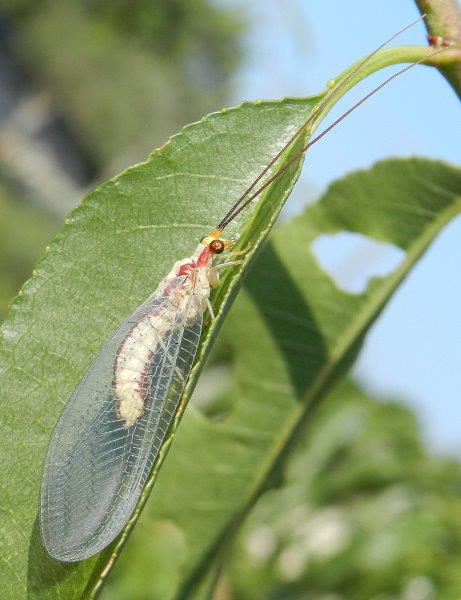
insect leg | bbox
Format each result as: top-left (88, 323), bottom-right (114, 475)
top-left (205, 297), bottom-right (215, 319)
top-left (214, 260), bottom-right (244, 270)
top-left (222, 241), bottom-right (253, 258)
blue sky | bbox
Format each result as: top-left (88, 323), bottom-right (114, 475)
top-left (225, 0), bottom-right (461, 453)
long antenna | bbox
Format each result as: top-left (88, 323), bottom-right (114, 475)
top-left (216, 15), bottom-right (426, 231)
top-left (218, 47), bottom-right (448, 230)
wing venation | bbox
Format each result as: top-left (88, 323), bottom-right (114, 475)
top-left (40, 274), bottom-right (203, 561)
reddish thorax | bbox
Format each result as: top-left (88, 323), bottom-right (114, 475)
top-left (196, 246), bottom-right (212, 267)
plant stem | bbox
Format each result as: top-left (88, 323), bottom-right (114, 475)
top-left (415, 0), bottom-right (461, 97)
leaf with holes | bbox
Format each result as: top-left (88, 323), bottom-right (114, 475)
top-left (103, 158), bottom-right (461, 600)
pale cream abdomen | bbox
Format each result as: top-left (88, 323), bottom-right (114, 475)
top-left (115, 310), bottom-right (173, 427)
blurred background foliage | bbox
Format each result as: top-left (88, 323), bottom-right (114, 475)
top-left (0, 1), bottom-right (460, 598)
top-left (1, 0), bottom-right (241, 172)
top-left (224, 381), bottom-right (461, 600)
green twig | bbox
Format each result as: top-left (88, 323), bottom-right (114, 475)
top-left (415, 0), bottom-right (461, 97)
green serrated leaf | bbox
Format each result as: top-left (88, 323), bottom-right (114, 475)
top-left (0, 97), bottom-right (311, 600)
top-left (103, 158), bottom-right (461, 600)
top-left (0, 44), bottom-right (454, 599)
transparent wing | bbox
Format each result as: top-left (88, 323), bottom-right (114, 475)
top-left (40, 274), bottom-right (203, 562)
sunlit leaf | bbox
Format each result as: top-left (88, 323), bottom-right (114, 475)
top-left (0, 44), bottom-right (455, 598)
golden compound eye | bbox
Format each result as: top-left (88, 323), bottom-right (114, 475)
top-left (209, 239), bottom-right (225, 254)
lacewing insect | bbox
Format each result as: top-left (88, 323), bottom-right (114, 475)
top-left (40, 19), bottom-right (448, 562)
